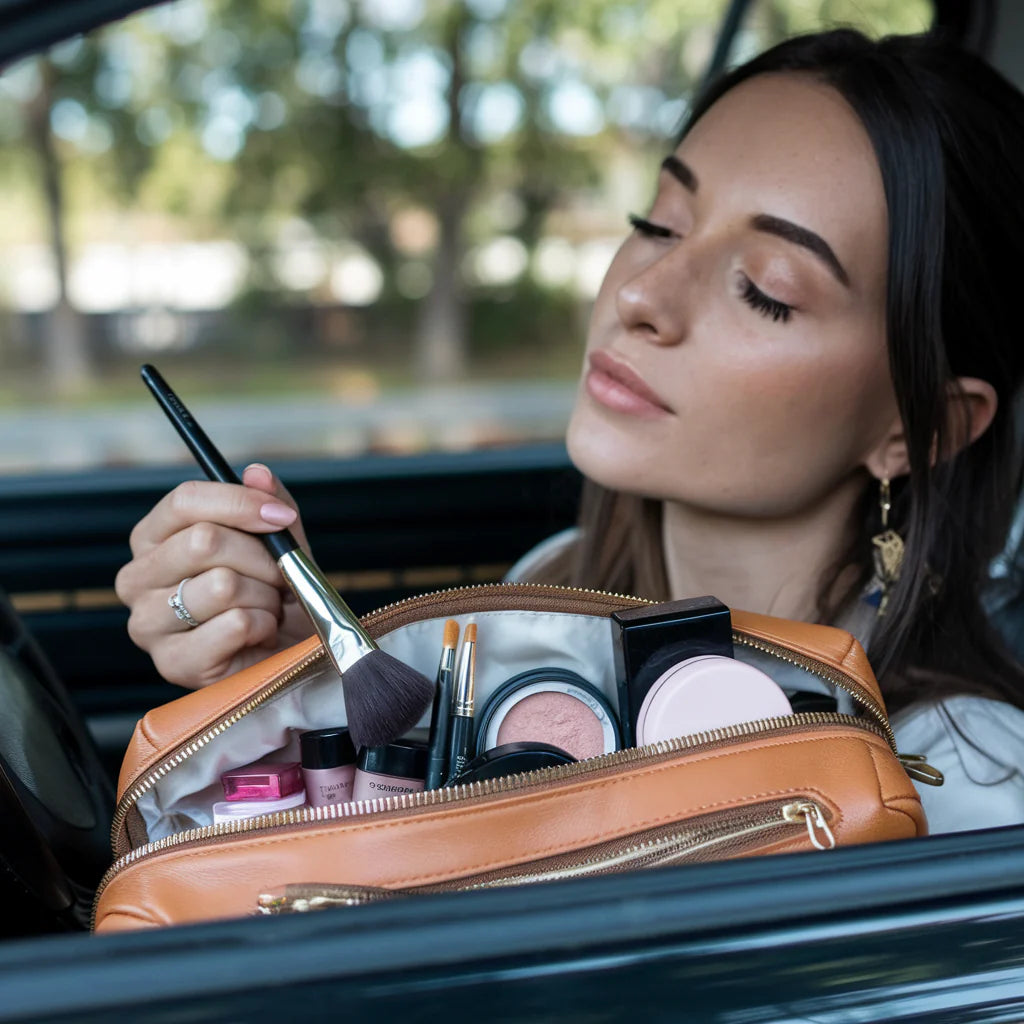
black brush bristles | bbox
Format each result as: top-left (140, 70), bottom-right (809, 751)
top-left (342, 650), bottom-right (436, 748)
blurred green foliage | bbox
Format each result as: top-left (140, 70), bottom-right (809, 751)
top-left (0, 0), bottom-right (932, 403)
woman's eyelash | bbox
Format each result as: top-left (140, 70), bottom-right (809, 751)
top-left (628, 214), bottom-right (674, 238)
top-left (741, 276), bottom-right (793, 323)
top-left (626, 219), bottom-right (793, 323)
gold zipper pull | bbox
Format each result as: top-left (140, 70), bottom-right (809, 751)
top-left (257, 883), bottom-right (400, 914)
top-left (897, 753), bottom-right (945, 787)
top-left (783, 801), bottom-right (836, 851)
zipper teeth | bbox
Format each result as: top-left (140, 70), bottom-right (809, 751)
top-left (110, 583), bottom-right (891, 853)
top-left (94, 710), bottom-right (881, 924)
top-left (362, 582), bottom-right (891, 744)
top-left (732, 633), bottom-right (895, 751)
top-left (259, 800), bottom-right (810, 911)
top-left (111, 583), bottom-right (635, 852)
top-left (94, 580), bottom-right (896, 930)
top-left (465, 810), bottom-right (793, 889)
top-left (361, 580), bottom-right (652, 620)
top-left (108, 649), bottom-right (326, 850)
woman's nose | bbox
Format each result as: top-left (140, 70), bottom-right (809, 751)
top-left (614, 248), bottom-right (690, 347)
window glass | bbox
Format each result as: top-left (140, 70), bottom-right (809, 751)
top-left (0, 0), bottom-right (932, 473)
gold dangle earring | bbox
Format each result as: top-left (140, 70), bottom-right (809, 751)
top-left (871, 477), bottom-right (904, 616)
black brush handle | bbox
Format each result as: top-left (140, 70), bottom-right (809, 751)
top-left (444, 713), bottom-right (474, 785)
top-left (424, 663), bottom-right (455, 790)
top-left (140, 364), bottom-right (298, 561)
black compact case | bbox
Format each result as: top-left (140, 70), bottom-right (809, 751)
top-left (612, 596), bottom-right (734, 747)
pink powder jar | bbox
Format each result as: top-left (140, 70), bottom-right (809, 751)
top-left (300, 727), bottom-right (357, 808)
top-left (475, 669), bottom-right (620, 762)
top-left (635, 655), bottom-right (793, 746)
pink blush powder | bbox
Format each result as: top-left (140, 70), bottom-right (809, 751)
top-left (496, 692), bottom-right (606, 760)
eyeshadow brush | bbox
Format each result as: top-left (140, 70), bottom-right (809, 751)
top-left (424, 619), bottom-right (459, 790)
top-left (444, 622), bottom-right (477, 784)
top-left (139, 363), bottom-right (434, 748)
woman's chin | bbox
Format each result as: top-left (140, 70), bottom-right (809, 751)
top-left (566, 406), bottom-right (664, 496)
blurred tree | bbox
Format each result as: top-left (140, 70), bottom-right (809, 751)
top-left (0, 0), bottom-right (933, 398)
top-left (178, 0), bottom-right (725, 379)
top-left (22, 57), bottom-right (93, 395)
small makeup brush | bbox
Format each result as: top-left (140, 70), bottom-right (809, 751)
top-left (139, 363), bottom-right (435, 748)
top-left (445, 622), bottom-right (477, 784)
top-left (424, 619), bottom-right (459, 790)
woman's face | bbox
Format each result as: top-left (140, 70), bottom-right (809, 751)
top-left (567, 72), bottom-right (897, 517)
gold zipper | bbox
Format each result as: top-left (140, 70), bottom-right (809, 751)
top-left (108, 647), bottom-right (326, 851)
top-left (94, 712), bottom-right (877, 930)
top-left (730, 633), bottom-right (896, 751)
top-left (110, 582), bottom-right (901, 858)
top-left (253, 799), bottom-right (834, 913)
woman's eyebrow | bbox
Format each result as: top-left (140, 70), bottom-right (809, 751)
top-left (661, 154), bottom-right (698, 191)
top-left (661, 154), bottom-right (850, 287)
top-left (750, 213), bottom-right (850, 287)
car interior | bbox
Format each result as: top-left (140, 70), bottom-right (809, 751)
top-left (4, 0), bottom-right (1024, 1020)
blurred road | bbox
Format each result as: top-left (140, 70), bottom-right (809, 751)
top-left (0, 381), bottom-right (577, 473)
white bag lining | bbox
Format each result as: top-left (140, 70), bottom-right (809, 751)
top-left (136, 610), bottom-right (854, 841)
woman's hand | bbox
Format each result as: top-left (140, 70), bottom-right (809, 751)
top-left (115, 463), bottom-right (314, 690)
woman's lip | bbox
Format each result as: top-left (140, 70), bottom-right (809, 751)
top-left (585, 350), bottom-right (673, 417)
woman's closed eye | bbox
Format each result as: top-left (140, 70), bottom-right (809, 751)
top-left (740, 274), bottom-right (793, 323)
top-left (628, 213), bottom-right (675, 239)
top-left (628, 213), bottom-right (794, 323)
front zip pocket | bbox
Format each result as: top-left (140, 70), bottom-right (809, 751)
top-left (254, 799), bottom-right (836, 914)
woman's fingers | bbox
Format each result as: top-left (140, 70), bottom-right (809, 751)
top-left (128, 478), bottom-right (298, 556)
top-left (148, 607), bottom-right (283, 689)
top-left (116, 523), bottom-right (283, 605)
top-left (126, 569), bottom-right (284, 646)
top-left (116, 468), bottom-right (312, 691)
top-left (242, 463), bottom-right (310, 550)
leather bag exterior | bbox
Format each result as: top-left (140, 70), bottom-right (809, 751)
top-left (94, 598), bottom-right (926, 931)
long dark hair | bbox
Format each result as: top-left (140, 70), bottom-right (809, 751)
top-left (537, 29), bottom-right (1024, 713)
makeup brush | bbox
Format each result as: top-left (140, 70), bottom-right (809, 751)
top-left (444, 623), bottom-right (477, 784)
top-left (424, 620), bottom-right (459, 790)
top-left (139, 363), bottom-right (435, 748)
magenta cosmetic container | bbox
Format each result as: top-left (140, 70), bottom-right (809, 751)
top-left (352, 741), bottom-right (428, 802)
top-left (300, 727), bottom-right (358, 808)
top-left (214, 760), bottom-right (307, 825)
top-left (221, 761), bottom-right (304, 802)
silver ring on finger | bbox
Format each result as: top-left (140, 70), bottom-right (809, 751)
top-left (168, 576), bottom-right (200, 629)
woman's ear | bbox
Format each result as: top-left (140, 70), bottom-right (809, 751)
top-left (945, 376), bottom-right (998, 455)
top-left (862, 414), bottom-right (910, 482)
top-left (862, 376), bottom-right (998, 481)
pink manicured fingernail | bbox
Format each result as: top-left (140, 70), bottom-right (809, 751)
top-left (260, 503), bottom-right (297, 526)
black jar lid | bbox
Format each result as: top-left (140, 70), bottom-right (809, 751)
top-left (358, 740), bottom-right (428, 780)
top-left (300, 727), bottom-right (357, 770)
top-left (449, 742), bottom-right (576, 784)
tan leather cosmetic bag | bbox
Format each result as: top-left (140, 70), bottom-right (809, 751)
top-left (92, 585), bottom-right (932, 932)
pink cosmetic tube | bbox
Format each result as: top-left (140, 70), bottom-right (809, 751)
top-left (221, 761), bottom-right (304, 802)
top-left (300, 727), bottom-right (358, 808)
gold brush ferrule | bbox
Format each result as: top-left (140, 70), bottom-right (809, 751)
top-left (452, 638), bottom-right (476, 717)
top-left (276, 548), bottom-right (376, 673)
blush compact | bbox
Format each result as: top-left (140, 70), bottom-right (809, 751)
top-left (475, 668), bottom-right (620, 761)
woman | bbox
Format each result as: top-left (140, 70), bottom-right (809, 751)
top-left (115, 29), bottom-right (1024, 833)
